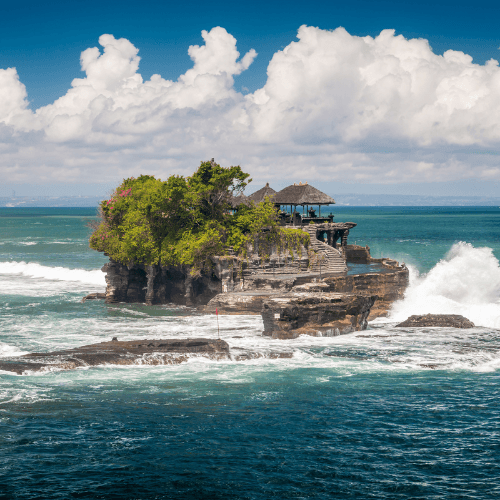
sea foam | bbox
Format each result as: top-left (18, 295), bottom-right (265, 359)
top-left (389, 242), bottom-right (500, 328)
top-left (0, 261), bottom-right (105, 286)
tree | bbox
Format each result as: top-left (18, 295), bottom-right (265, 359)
top-left (89, 160), bottom-right (308, 272)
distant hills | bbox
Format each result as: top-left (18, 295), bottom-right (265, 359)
top-left (333, 194), bottom-right (500, 206)
top-left (1, 194), bottom-right (500, 208)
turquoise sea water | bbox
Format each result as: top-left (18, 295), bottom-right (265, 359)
top-left (1, 207), bottom-right (500, 499)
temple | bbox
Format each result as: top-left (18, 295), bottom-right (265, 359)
top-left (93, 164), bottom-right (409, 335)
top-left (235, 181), bottom-right (357, 273)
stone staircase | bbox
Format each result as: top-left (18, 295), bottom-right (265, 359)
top-left (301, 226), bottom-right (347, 274)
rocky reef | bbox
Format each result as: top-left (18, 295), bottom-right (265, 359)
top-left (0, 338), bottom-right (294, 375)
top-left (396, 314), bottom-right (475, 328)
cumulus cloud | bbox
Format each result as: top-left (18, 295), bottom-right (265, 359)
top-left (0, 68), bottom-right (33, 128)
top-left (1, 25), bottom-right (500, 188)
top-left (245, 26), bottom-right (500, 147)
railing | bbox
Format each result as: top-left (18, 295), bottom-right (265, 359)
top-left (300, 215), bottom-right (334, 224)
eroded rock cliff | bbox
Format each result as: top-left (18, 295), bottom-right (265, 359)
top-left (101, 261), bottom-right (222, 306)
top-left (261, 292), bottom-right (376, 339)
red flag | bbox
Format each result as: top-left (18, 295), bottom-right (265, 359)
top-left (216, 307), bottom-right (218, 315)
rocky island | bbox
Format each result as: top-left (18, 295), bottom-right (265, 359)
top-left (1, 160), bottom-right (414, 375)
top-left (85, 159), bottom-right (409, 337)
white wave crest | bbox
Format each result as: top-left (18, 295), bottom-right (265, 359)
top-left (0, 261), bottom-right (105, 285)
top-left (389, 242), bottom-right (500, 328)
top-left (0, 342), bottom-right (27, 358)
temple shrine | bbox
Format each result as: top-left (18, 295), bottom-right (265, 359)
top-left (240, 181), bottom-right (357, 258)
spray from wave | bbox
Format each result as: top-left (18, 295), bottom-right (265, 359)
top-left (389, 242), bottom-right (500, 328)
top-left (0, 261), bottom-right (105, 286)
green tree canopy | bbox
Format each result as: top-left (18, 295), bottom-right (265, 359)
top-left (90, 160), bottom-right (308, 272)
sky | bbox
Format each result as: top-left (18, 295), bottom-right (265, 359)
top-left (1, 0), bottom-right (500, 197)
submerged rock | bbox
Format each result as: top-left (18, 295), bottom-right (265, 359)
top-left (81, 292), bottom-right (106, 302)
top-left (396, 314), bottom-right (475, 328)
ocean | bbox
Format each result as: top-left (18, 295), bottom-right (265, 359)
top-left (1, 206), bottom-right (500, 499)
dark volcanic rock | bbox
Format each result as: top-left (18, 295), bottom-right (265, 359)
top-left (261, 292), bottom-right (376, 339)
top-left (396, 314), bottom-right (475, 328)
top-left (81, 292), bottom-right (106, 302)
top-left (101, 261), bottom-right (222, 306)
top-left (0, 339), bottom-right (296, 374)
top-left (0, 338), bottom-right (230, 375)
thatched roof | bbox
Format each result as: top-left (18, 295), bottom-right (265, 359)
top-left (229, 194), bottom-right (250, 208)
top-left (273, 183), bottom-right (335, 205)
top-left (247, 183), bottom-right (276, 203)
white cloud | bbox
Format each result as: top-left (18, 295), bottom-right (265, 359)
top-left (0, 68), bottom-right (33, 128)
top-left (1, 25), bottom-right (500, 189)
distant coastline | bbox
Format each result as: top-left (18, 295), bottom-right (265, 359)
top-left (2, 194), bottom-right (500, 208)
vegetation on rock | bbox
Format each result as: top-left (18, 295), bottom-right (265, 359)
top-left (90, 160), bottom-right (309, 272)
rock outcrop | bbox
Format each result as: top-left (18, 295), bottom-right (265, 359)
top-left (323, 262), bottom-right (409, 319)
top-left (0, 338), bottom-right (297, 375)
top-left (101, 261), bottom-right (222, 306)
top-left (81, 292), bottom-right (106, 302)
top-left (204, 258), bottom-right (407, 338)
top-left (261, 292), bottom-right (376, 339)
top-left (100, 235), bottom-right (312, 306)
top-left (205, 291), bottom-right (275, 315)
top-left (0, 339), bottom-right (230, 374)
top-left (345, 244), bottom-right (372, 263)
top-left (396, 314), bottom-right (475, 328)
top-left (95, 232), bottom-right (409, 335)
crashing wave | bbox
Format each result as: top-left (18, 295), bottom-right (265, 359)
top-left (388, 242), bottom-right (500, 328)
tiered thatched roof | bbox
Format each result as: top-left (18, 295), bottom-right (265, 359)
top-left (247, 183), bottom-right (276, 203)
top-left (273, 183), bottom-right (335, 205)
top-left (229, 194), bottom-right (250, 208)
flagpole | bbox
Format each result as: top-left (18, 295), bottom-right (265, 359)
top-left (216, 307), bottom-right (220, 339)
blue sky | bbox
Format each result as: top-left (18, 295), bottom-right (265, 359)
top-left (4, 0), bottom-right (499, 109)
top-left (1, 0), bottom-right (500, 197)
